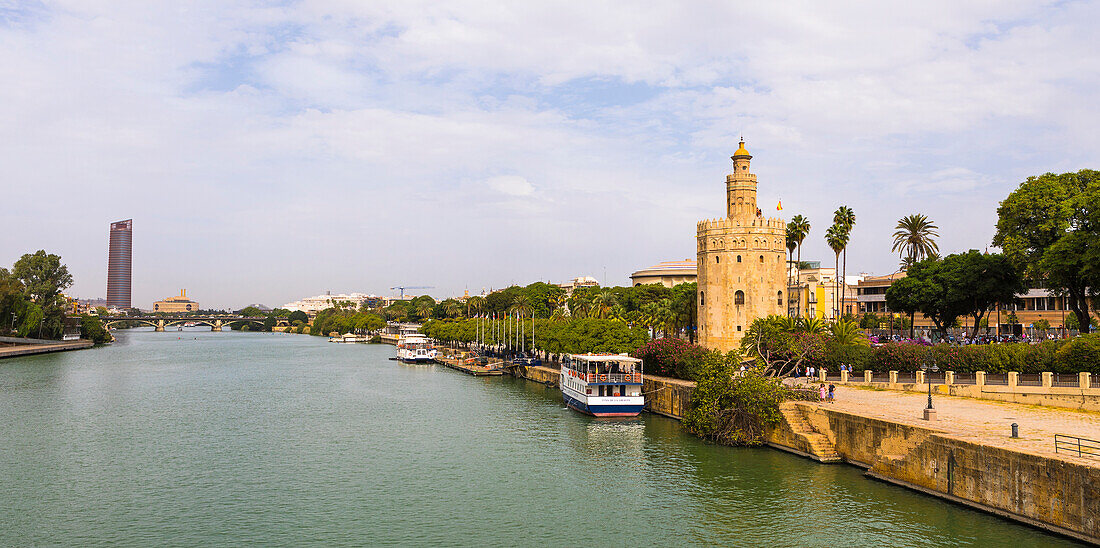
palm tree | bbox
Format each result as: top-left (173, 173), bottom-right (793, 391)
top-left (799, 316), bottom-right (828, 335)
top-left (443, 300), bottom-right (461, 318)
top-left (415, 301), bottom-right (432, 321)
top-left (830, 319), bottom-right (868, 346)
top-left (825, 223), bottom-right (847, 320)
top-left (591, 288), bottom-right (616, 319)
top-left (833, 206), bottom-right (856, 318)
top-left (892, 213), bottom-right (939, 337)
top-left (789, 215), bottom-right (811, 318)
top-left (785, 222), bottom-right (798, 316)
top-left (892, 214), bottom-right (939, 268)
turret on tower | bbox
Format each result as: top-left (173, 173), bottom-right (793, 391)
top-left (726, 139), bottom-right (760, 219)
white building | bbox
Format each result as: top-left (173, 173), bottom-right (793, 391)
top-left (557, 276), bottom-right (599, 296)
top-left (282, 292), bottom-right (380, 314)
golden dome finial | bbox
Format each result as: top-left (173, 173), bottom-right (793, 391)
top-left (732, 137), bottom-right (751, 160)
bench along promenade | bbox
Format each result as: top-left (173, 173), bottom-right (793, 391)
top-left (505, 361), bottom-right (1099, 545)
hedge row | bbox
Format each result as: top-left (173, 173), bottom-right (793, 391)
top-left (823, 334), bottom-right (1100, 374)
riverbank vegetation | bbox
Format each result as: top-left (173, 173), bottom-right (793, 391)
top-left (1, 250), bottom-right (73, 339)
top-left (682, 353), bottom-right (812, 446)
top-left (421, 317), bottom-right (648, 354)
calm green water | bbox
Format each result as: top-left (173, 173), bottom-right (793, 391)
top-left (0, 330), bottom-right (1082, 547)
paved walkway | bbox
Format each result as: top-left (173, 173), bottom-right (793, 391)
top-left (0, 340), bottom-right (93, 359)
top-left (803, 383), bottom-right (1100, 465)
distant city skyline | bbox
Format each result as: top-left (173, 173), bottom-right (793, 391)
top-left (1, 2), bottom-right (1097, 309)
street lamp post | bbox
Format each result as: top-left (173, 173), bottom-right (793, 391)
top-left (921, 352), bottom-right (939, 421)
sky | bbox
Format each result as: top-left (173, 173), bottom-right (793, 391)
top-left (1, 1), bottom-right (1097, 310)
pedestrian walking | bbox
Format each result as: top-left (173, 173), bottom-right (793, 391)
top-left (827, 384), bottom-right (835, 402)
top-left (819, 383), bottom-right (827, 401)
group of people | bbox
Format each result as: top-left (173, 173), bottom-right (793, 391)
top-left (790, 365), bottom-right (838, 402)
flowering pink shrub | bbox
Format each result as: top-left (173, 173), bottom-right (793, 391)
top-left (631, 338), bottom-right (708, 380)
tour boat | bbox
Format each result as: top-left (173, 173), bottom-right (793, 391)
top-left (396, 333), bottom-right (437, 363)
top-left (330, 333), bottom-right (365, 343)
top-left (560, 354), bottom-right (644, 417)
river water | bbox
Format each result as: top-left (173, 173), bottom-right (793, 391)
top-left (0, 330), bottom-right (1082, 546)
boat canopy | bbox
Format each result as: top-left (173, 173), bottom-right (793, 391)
top-left (565, 353), bottom-right (642, 374)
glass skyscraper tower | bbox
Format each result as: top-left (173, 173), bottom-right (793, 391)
top-left (107, 219), bottom-right (132, 309)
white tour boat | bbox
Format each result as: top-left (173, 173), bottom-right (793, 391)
top-left (560, 354), bottom-right (644, 417)
top-left (396, 333), bottom-right (437, 363)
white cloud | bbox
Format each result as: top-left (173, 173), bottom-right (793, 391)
top-left (485, 175), bottom-right (534, 196)
top-left (0, 0), bottom-right (1096, 307)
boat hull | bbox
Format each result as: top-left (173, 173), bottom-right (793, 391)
top-left (562, 391), bottom-right (644, 417)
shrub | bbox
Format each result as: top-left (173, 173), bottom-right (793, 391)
top-left (683, 353), bottom-right (792, 446)
top-left (823, 342), bottom-right (871, 371)
top-left (1055, 334), bottom-right (1100, 374)
top-left (630, 337), bottom-right (707, 380)
top-left (80, 315), bottom-right (112, 344)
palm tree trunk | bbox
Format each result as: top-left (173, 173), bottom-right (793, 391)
top-left (834, 251), bottom-right (840, 319)
top-left (795, 245), bottom-right (802, 318)
top-left (841, 249), bottom-right (847, 320)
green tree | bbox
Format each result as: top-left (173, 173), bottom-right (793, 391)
top-left (833, 206), bottom-right (856, 317)
top-left (288, 310), bottom-right (308, 324)
top-left (892, 214), bottom-right (939, 270)
top-left (785, 222), bottom-right (798, 314)
top-left (884, 251), bottom-right (1020, 337)
top-left (993, 170), bottom-right (1100, 334)
top-left (948, 250), bottom-right (1027, 331)
top-left (79, 314), bottom-right (112, 343)
top-left (788, 215), bottom-right (810, 317)
top-left (683, 356), bottom-right (794, 446)
top-left (0, 268), bottom-right (27, 335)
top-left (238, 306), bottom-right (264, 317)
top-left (12, 250), bottom-right (72, 306)
top-left (825, 223), bottom-right (847, 319)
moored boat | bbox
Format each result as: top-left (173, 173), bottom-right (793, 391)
top-left (396, 333), bottom-right (437, 363)
top-left (560, 354), bottom-right (644, 417)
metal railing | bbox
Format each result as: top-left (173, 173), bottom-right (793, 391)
top-left (953, 374), bottom-right (976, 385)
top-left (1054, 434), bottom-right (1100, 458)
top-left (984, 374), bottom-right (1009, 386)
top-left (896, 372), bottom-right (917, 384)
top-left (1052, 374), bottom-right (1081, 387)
top-left (1017, 373), bottom-right (1042, 386)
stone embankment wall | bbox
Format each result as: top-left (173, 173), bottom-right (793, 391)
top-left (775, 403), bottom-right (1100, 544)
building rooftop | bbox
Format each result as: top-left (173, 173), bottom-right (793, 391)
top-left (631, 259), bottom-right (697, 276)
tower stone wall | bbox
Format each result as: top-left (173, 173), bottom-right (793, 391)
top-left (696, 141), bottom-right (786, 352)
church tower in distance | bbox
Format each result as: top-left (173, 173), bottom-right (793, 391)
top-left (696, 140), bottom-right (787, 351)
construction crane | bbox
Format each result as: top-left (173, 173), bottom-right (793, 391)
top-left (390, 286), bottom-right (434, 299)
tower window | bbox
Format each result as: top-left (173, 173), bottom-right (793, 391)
top-left (735, 290), bottom-right (745, 305)
top-left (759, 255), bottom-right (764, 263)
top-left (700, 291), bottom-right (705, 306)
top-left (778, 291), bottom-right (784, 305)
top-left (737, 325), bottom-right (742, 331)
top-left (716, 256), bottom-right (720, 264)
top-left (737, 255), bottom-right (742, 263)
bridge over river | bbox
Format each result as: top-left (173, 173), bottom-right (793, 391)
top-left (101, 316), bottom-right (289, 332)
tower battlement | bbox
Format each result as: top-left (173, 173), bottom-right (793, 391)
top-left (697, 216), bottom-right (785, 231)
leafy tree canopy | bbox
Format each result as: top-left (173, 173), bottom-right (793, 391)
top-left (994, 169), bottom-right (1100, 332)
top-left (12, 250), bottom-right (72, 306)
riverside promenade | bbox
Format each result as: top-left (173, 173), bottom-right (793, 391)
top-left (0, 337), bottom-right (93, 359)
top-left (826, 385), bottom-right (1100, 465)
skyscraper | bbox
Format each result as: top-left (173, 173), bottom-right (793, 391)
top-left (107, 219), bottom-right (132, 309)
